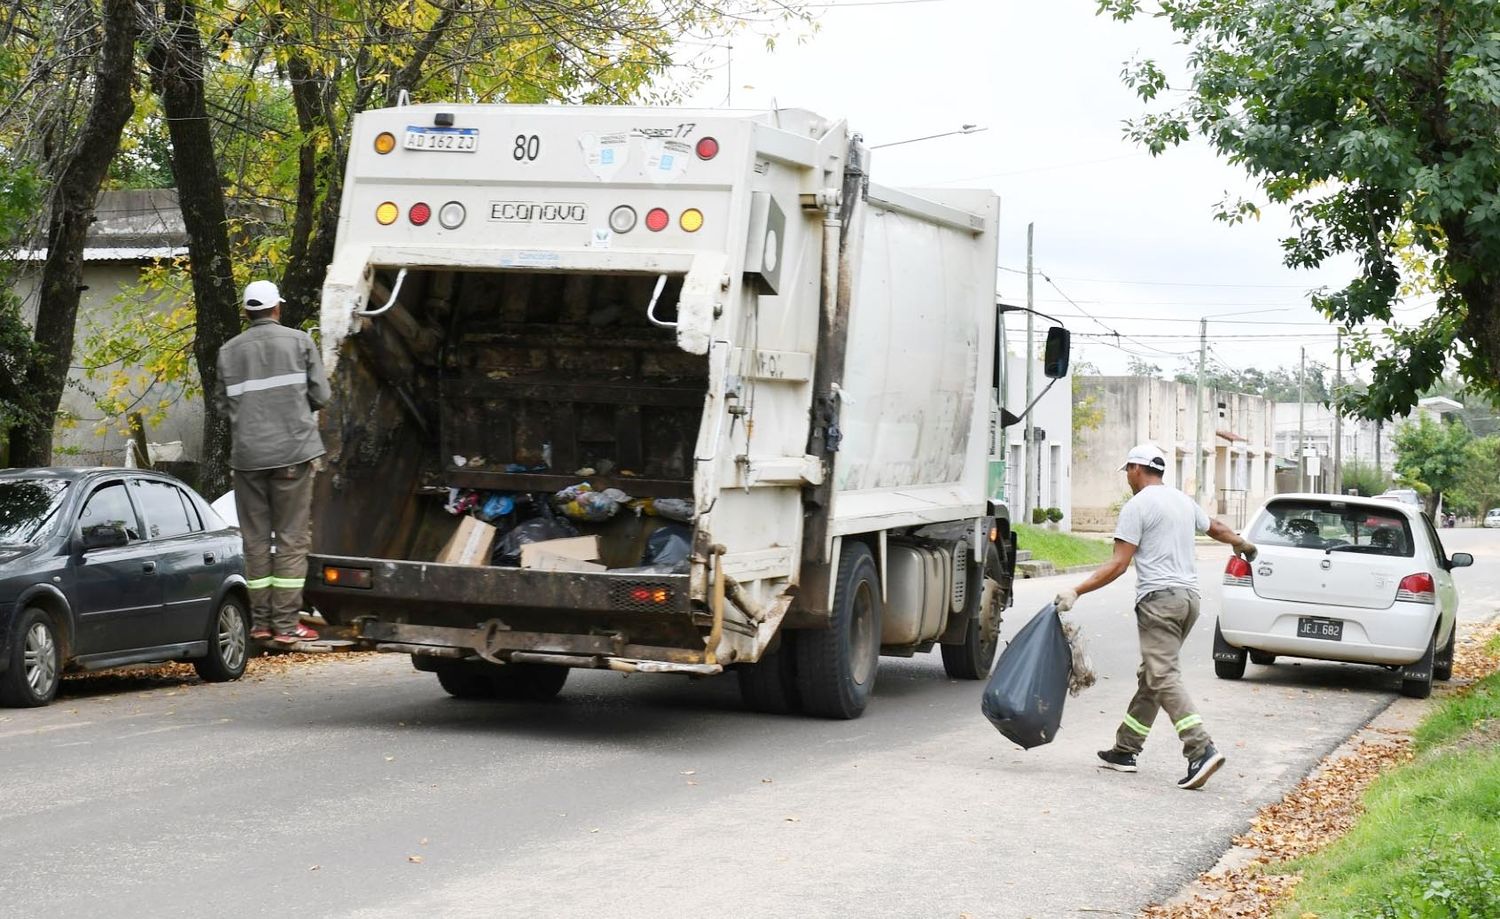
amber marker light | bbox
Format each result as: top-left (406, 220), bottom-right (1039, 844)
top-left (374, 132), bottom-right (397, 154)
top-left (679, 208), bottom-right (704, 232)
top-left (375, 202), bottom-right (399, 225)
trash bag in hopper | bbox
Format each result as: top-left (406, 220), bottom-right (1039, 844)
top-left (981, 603), bottom-right (1073, 749)
top-left (491, 517), bottom-right (581, 567)
top-left (640, 523), bottom-right (693, 573)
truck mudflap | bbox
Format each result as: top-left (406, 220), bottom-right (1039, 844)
top-left (306, 554), bottom-right (719, 673)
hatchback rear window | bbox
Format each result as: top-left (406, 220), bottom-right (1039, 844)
top-left (1249, 500), bottom-right (1415, 557)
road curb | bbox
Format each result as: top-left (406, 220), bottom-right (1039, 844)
top-left (1015, 561), bottom-right (1103, 579)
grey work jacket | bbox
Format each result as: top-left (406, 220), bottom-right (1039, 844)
top-left (214, 318), bottom-right (331, 471)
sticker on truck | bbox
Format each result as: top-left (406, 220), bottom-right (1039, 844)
top-left (488, 202), bottom-right (588, 224)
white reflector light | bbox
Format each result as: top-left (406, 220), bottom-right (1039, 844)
top-left (609, 205), bottom-right (637, 233)
top-left (438, 201), bottom-right (466, 229)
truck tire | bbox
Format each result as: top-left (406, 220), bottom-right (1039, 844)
top-left (435, 662), bottom-right (501, 699)
top-left (490, 663), bottom-right (569, 701)
top-left (796, 542), bottom-right (882, 719)
top-left (941, 542), bottom-right (1005, 680)
top-left (737, 635), bottom-right (801, 714)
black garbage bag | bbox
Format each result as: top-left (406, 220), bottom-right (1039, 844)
top-left (639, 523), bottom-right (693, 573)
top-left (491, 517), bottom-right (580, 567)
top-left (981, 603), bottom-right (1073, 749)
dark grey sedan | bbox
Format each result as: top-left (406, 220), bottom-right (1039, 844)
top-left (0, 467), bottom-right (249, 707)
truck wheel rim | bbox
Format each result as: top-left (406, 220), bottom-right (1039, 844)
top-left (217, 605), bottom-right (247, 671)
top-left (24, 622), bottom-right (57, 697)
top-left (850, 581), bottom-right (877, 686)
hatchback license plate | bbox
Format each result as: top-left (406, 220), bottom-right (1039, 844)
top-left (1298, 617), bottom-right (1343, 641)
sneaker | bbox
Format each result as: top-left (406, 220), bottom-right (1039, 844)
top-left (273, 623), bottom-right (320, 645)
top-left (1178, 744), bottom-right (1226, 790)
top-left (1097, 749), bottom-right (1138, 773)
top-left (250, 627), bottom-right (274, 640)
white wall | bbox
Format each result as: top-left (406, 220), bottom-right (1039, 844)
top-left (1001, 353), bottom-right (1072, 531)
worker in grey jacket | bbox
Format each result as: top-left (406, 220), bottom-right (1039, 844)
top-left (215, 280), bottom-right (331, 645)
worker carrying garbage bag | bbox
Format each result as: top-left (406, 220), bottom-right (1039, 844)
top-left (1054, 443), bottom-right (1257, 790)
top-left (981, 602), bottom-right (1074, 749)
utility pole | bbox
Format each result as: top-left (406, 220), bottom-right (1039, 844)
top-left (1024, 223), bottom-right (1035, 518)
top-left (1297, 347), bottom-right (1307, 492)
top-left (1194, 318), bottom-right (1207, 503)
top-left (1332, 330), bottom-right (1344, 494)
top-left (1375, 420), bottom-right (1383, 477)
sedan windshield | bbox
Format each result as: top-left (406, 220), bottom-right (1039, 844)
top-left (0, 479), bottom-right (70, 545)
top-left (1249, 499), bottom-right (1414, 557)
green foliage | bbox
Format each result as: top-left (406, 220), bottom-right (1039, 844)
top-left (1098, 0), bottom-right (1500, 421)
top-left (1451, 436), bottom-right (1500, 516)
top-left (1175, 360), bottom-right (1332, 402)
top-left (1394, 415), bottom-right (1471, 514)
top-left (1031, 507), bottom-right (1048, 525)
top-left (1045, 507), bottom-right (1064, 524)
top-left (1125, 356), bottom-right (1162, 378)
top-left (1072, 388), bottom-right (1104, 459)
top-left (0, 164), bottom-right (43, 450)
top-left (1372, 835), bottom-right (1500, 919)
top-left (1340, 460), bottom-right (1390, 497)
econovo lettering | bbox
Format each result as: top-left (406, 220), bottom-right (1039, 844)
top-left (488, 201), bottom-right (588, 224)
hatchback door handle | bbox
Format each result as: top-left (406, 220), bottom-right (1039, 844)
top-left (142, 561), bottom-right (157, 574)
top-left (203, 552), bottom-right (216, 565)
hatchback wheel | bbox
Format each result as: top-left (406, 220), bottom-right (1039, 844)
top-left (193, 597), bottom-right (250, 683)
top-left (0, 608), bottom-right (62, 707)
top-left (1399, 631), bottom-right (1436, 699)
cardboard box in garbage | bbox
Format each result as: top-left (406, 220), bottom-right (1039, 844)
top-left (436, 517), bottom-right (497, 566)
top-left (521, 536), bottom-right (605, 573)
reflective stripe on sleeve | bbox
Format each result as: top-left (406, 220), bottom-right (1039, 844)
top-left (1123, 714), bottom-right (1152, 737)
top-left (1174, 714), bottom-right (1204, 733)
top-left (224, 372), bottom-right (306, 398)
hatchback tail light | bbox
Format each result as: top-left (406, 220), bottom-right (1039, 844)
top-left (1396, 572), bottom-right (1435, 604)
top-left (1223, 555), bottom-right (1252, 587)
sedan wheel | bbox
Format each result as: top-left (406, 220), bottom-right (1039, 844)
top-left (0, 608), bottom-right (62, 707)
top-left (193, 597), bottom-right (250, 683)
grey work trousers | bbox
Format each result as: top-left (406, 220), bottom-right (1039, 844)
top-left (1114, 587), bottom-right (1214, 760)
top-left (233, 460), bottom-right (316, 634)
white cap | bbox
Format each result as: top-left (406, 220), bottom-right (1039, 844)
top-left (1120, 442), bottom-right (1167, 472)
top-left (243, 279), bottom-right (282, 311)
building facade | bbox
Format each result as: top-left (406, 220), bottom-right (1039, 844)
top-left (1071, 376), bottom-right (1277, 532)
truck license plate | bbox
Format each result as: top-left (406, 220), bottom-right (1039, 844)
top-left (1297, 617), bottom-right (1343, 641)
top-left (404, 127), bottom-right (478, 152)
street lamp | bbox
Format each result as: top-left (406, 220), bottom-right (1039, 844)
top-left (869, 124), bottom-right (988, 150)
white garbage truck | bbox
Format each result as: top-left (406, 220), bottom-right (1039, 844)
top-left (305, 102), bottom-right (1070, 718)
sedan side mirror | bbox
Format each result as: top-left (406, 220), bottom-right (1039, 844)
top-left (81, 523), bottom-right (129, 551)
top-left (1449, 552), bottom-right (1473, 569)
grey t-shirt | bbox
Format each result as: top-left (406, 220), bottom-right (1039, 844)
top-left (1114, 484), bottom-right (1211, 601)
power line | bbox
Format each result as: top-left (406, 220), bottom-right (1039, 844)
top-left (999, 265), bottom-right (1318, 289)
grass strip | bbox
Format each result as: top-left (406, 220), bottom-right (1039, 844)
top-left (1013, 524), bottom-right (1113, 568)
top-left (1274, 662), bottom-right (1500, 918)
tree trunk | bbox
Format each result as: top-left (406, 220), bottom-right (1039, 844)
top-left (8, 0), bottom-right (138, 467)
top-left (278, 53), bottom-right (343, 332)
top-left (149, 0), bottom-right (239, 498)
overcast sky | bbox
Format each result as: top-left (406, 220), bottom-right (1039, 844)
top-left (671, 0), bottom-right (1424, 381)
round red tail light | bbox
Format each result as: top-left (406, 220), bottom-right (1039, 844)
top-left (695, 137), bottom-right (719, 160)
top-left (408, 202), bottom-right (432, 226)
top-left (645, 207), bottom-right (670, 232)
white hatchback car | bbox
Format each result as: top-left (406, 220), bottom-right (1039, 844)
top-left (1214, 494), bottom-right (1470, 698)
top-left (1485, 508), bottom-right (1500, 529)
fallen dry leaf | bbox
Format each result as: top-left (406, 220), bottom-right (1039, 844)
top-left (407, 855), bottom-right (423, 864)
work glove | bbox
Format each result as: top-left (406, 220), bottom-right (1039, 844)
top-left (1055, 588), bottom-right (1078, 612)
top-left (1232, 538), bottom-right (1258, 563)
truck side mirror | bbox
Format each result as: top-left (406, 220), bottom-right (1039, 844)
top-left (1043, 326), bottom-right (1070, 379)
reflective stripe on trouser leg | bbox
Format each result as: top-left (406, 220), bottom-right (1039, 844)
top-left (1123, 714), bottom-right (1152, 737)
top-left (268, 461), bottom-right (316, 634)
top-left (1114, 663), bottom-right (1160, 755)
top-left (1136, 588), bottom-right (1213, 759)
top-left (233, 468), bottom-right (275, 628)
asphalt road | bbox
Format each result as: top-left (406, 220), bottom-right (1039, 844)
top-left (3, 529), bottom-right (1498, 919)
